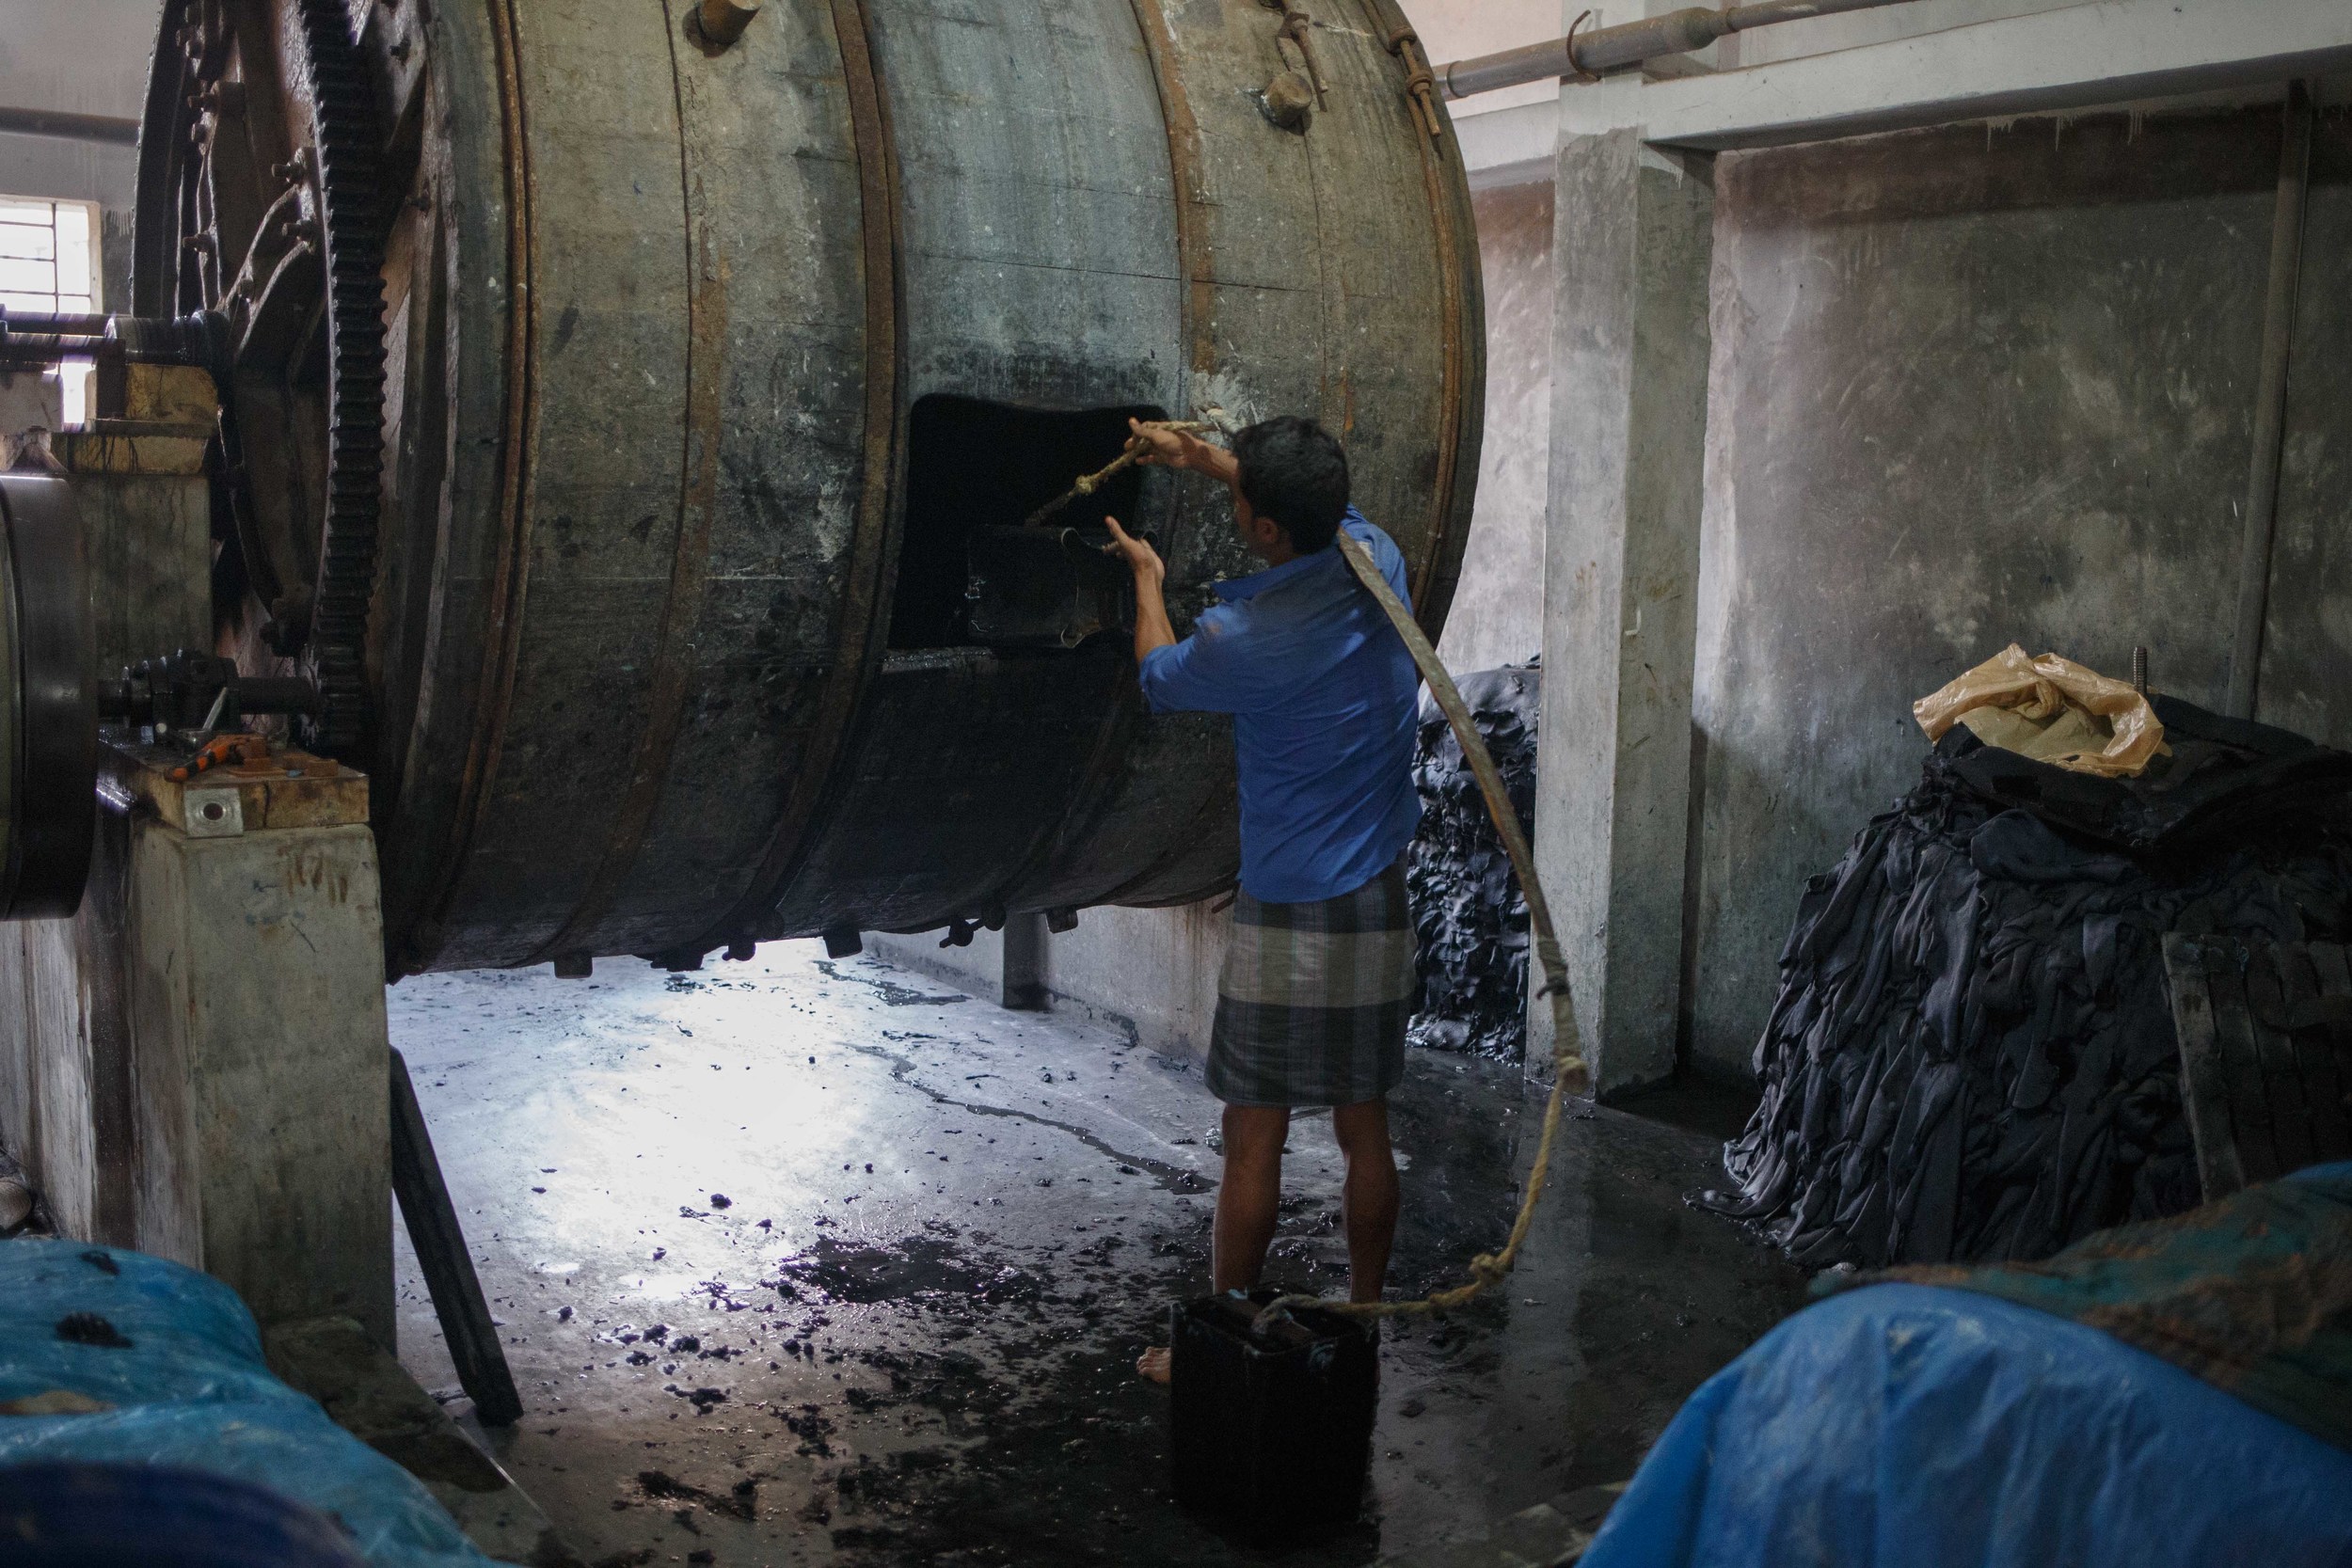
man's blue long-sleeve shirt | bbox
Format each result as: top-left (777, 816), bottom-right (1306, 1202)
top-left (1138, 510), bottom-right (1421, 904)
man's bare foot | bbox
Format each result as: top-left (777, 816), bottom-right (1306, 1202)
top-left (1136, 1345), bottom-right (1171, 1385)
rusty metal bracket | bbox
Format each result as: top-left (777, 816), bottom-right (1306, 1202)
top-left (1276, 7), bottom-right (1329, 108)
top-left (1384, 24), bottom-right (1442, 140)
top-left (1564, 9), bottom-right (1602, 84)
top-left (1255, 0), bottom-right (1327, 131)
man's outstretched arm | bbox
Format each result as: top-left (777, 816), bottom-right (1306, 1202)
top-left (1107, 417), bottom-right (1232, 668)
top-left (1103, 515), bottom-right (1175, 665)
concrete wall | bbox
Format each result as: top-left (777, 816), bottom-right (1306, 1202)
top-left (1681, 102), bottom-right (2352, 1080)
top-left (873, 900), bottom-right (1231, 1060)
top-left (0, 0), bottom-right (159, 310)
top-left (2253, 108), bottom-right (2352, 744)
top-left (1438, 179), bottom-right (1553, 674)
top-left (1422, 0), bottom-right (2149, 884)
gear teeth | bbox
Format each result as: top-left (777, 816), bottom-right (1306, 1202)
top-left (287, 0), bottom-right (389, 757)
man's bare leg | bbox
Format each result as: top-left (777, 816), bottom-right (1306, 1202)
top-left (1331, 1098), bottom-right (1398, 1305)
top-left (1139, 1102), bottom-right (1291, 1384)
top-left (1212, 1103), bottom-right (1291, 1292)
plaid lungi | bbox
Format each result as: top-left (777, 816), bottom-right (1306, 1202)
top-left (1207, 855), bottom-right (1417, 1108)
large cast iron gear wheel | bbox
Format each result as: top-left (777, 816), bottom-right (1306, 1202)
top-left (286, 0), bottom-right (388, 754)
top-left (135, 0), bottom-right (388, 756)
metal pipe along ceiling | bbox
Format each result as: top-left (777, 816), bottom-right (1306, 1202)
top-left (1438, 0), bottom-right (1925, 101)
top-left (0, 106), bottom-right (142, 145)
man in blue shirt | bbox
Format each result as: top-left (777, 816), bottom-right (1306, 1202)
top-left (1103, 416), bottom-right (1421, 1382)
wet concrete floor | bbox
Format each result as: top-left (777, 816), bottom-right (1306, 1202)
top-left (388, 943), bottom-right (1806, 1568)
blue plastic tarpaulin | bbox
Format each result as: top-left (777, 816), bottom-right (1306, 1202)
top-left (0, 1239), bottom-right (503, 1568)
top-left (1578, 1275), bottom-right (2352, 1568)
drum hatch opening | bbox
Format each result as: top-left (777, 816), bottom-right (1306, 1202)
top-left (890, 395), bottom-right (1167, 650)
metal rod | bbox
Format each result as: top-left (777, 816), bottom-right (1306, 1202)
top-left (2227, 80), bottom-right (2313, 721)
top-left (0, 105), bottom-right (140, 146)
top-left (0, 311), bottom-right (225, 371)
top-left (389, 1048), bottom-right (524, 1426)
top-left (1019, 420), bottom-right (1213, 529)
top-left (1, 310), bottom-right (112, 367)
top-left (2, 310), bottom-right (111, 338)
top-left (1438, 0), bottom-right (1922, 100)
top-left (0, 341), bottom-right (108, 367)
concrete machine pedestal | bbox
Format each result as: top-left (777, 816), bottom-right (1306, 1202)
top-left (13, 733), bottom-right (392, 1337)
top-left (0, 433), bottom-right (561, 1559)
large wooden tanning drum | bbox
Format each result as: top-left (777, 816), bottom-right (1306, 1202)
top-left (134, 0), bottom-right (1482, 974)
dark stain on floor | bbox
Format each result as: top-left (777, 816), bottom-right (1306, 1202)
top-left (388, 947), bottom-right (1806, 1567)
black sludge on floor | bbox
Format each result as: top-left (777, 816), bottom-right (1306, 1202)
top-left (389, 947), bottom-right (1802, 1567)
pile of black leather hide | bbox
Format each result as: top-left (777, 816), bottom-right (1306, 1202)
top-left (1700, 696), bottom-right (2352, 1267)
top-left (1406, 662), bottom-right (1539, 1059)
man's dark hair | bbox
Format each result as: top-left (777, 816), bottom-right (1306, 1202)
top-left (1231, 416), bottom-right (1349, 553)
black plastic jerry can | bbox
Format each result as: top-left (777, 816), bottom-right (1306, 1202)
top-left (1168, 1289), bottom-right (1379, 1542)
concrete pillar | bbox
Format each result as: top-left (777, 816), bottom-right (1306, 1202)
top-left (1529, 128), bottom-right (1714, 1097)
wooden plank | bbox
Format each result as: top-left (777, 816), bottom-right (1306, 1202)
top-left (2312, 943), bottom-right (2352, 999)
top-left (2204, 944), bottom-right (2283, 1184)
top-left (2243, 944), bottom-right (2318, 1175)
top-left (70, 471), bottom-right (210, 675)
top-left (120, 366), bottom-right (217, 426)
top-left (2204, 939), bottom-right (2284, 1185)
top-left (2298, 943), bottom-right (2352, 1163)
top-left (2165, 933), bottom-right (2247, 1201)
top-left (52, 428), bottom-right (212, 477)
top-left (100, 741), bottom-right (368, 835)
top-left (389, 1048), bottom-right (522, 1427)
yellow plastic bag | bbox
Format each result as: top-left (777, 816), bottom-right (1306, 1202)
top-left (1912, 644), bottom-right (2166, 779)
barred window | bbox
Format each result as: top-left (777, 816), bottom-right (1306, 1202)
top-left (0, 197), bottom-right (99, 425)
